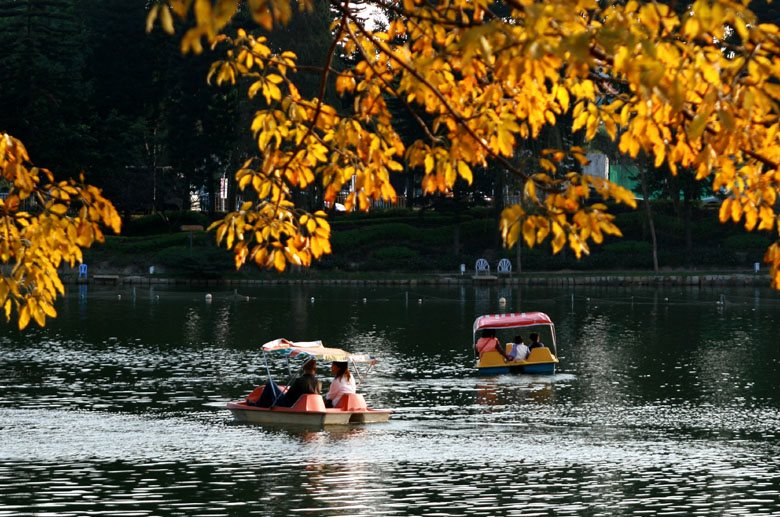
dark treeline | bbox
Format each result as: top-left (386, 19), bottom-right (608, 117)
top-left (3, 0), bottom-right (779, 260)
top-left (0, 0), bottom-right (336, 217)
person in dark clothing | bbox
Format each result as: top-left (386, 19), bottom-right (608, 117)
top-left (282, 358), bottom-right (321, 407)
top-left (528, 332), bottom-right (546, 351)
top-left (255, 379), bottom-right (283, 408)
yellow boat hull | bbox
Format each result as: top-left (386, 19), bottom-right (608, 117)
top-left (476, 347), bottom-right (559, 375)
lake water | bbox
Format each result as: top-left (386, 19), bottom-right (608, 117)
top-left (1, 283), bottom-right (779, 515)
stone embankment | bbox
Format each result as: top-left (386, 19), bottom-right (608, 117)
top-left (65, 272), bottom-right (770, 287)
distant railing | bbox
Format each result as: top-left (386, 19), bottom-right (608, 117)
top-left (325, 194), bottom-right (407, 211)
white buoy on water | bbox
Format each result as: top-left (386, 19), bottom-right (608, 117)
top-left (205, 293), bottom-right (212, 303)
top-left (499, 297), bottom-right (507, 305)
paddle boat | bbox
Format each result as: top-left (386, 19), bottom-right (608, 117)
top-left (227, 338), bottom-right (391, 426)
top-left (473, 312), bottom-right (559, 375)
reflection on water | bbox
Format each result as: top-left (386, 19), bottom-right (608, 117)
top-left (1, 284), bottom-right (780, 515)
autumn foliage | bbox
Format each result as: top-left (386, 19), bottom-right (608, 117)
top-left (143, 0), bottom-right (780, 288)
top-left (0, 134), bottom-right (120, 329)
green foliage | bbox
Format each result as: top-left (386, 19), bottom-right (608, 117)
top-left (603, 240), bottom-right (653, 254)
top-left (123, 211), bottom-right (210, 236)
top-left (155, 246), bottom-right (233, 278)
top-left (723, 233), bottom-right (772, 250)
top-left (0, 0), bottom-right (92, 177)
top-left (331, 223), bottom-right (453, 251)
top-left (459, 219), bottom-right (495, 252)
top-left (374, 246), bottom-right (420, 261)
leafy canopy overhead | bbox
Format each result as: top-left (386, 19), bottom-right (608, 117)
top-left (149, 0), bottom-right (780, 288)
top-left (0, 134), bottom-right (121, 329)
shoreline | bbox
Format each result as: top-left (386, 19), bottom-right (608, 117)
top-left (62, 270), bottom-right (772, 288)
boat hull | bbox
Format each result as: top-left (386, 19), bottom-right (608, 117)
top-left (348, 409), bottom-right (392, 423)
top-left (476, 347), bottom-right (558, 375)
top-left (476, 362), bottom-right (556, 375)
top-left (227, 402), bottom-right (352, 425)
top-left (227, 393), bottom-right (391, 426)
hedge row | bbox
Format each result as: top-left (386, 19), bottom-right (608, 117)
top-left (87, 205), bottom-right (771, 275)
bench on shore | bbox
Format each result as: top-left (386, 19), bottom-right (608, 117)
top-left (497, 258), bottom-right (512, 276)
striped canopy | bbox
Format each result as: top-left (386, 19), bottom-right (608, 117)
top-left (261, 338), bottom-right (377, 364)
top-left (473, 312), bottom-right (554, 332)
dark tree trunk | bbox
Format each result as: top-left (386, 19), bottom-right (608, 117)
top-left (639, 165), bottom-right (659, 272)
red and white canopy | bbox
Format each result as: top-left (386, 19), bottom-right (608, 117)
top-left (473, 312), bottom-right (553, 332)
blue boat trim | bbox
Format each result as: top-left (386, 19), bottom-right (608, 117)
top-left (476, 366), bottom-right (511, 375)
top-left (476, 363), bottom-right (556, 375)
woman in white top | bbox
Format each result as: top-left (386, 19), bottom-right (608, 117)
top-left (324, 360), bottom-right (356, 408)
top-left (508, 335), bottom-right (530, 362)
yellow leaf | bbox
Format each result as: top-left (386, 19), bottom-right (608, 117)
top-left (731, 198), bottom-right (743, 223)
top-left (424, 154), bottom-right (434, 174)
top-left (687, 113), bottom-right (709, 140)
top-left (273, 250), bottom-right (286, 271)
top-left (40, 301), bottom-right (57, 318)
top-left (522, 219), bottom-right (535, 247)
top-left (552, 223), bottom-right (565, 254)
top-left (745, 207), bottom-right (758, 231)
top-left (539, 159), bottom-right (556, 173)
top-left (32, 303), bottom-right (45, 327)
top-left (160, 5), bottom-right (175, 34)
top-left (336, 74), bottom-right (356, 94)
top-left (719, 198), bottom-right (732, 223)
top-left (146, 5), bottom-right (159, 33)
top-left (311, 236), bottom-right (323, 257)
top-left (457, 161), bottom-right (473, 184)
top-left (49, 204), bottom-right (68, 216)
top-left (18, 304), bottom-right (30, 330)
top-left (497, 130), bottom-right (514, 157)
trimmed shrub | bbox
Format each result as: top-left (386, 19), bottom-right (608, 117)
top-left (374, 246), bottom-right (420, 261)
top-left (123, 211), bottom-right (209, 236)
top-left (155, 246), bottom-right (233, 278)
top-left (723, 233), bottom-right (772, 250)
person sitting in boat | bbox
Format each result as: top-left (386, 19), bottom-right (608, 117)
top-left (282, 358), bottom-right (321, 407)
top-left (528, 332), bottom-right (546, 351)
top-left (507, 335), bottom-right (530, 362)
top-left (324, 360), bottom-right (356, 408)
top-left (475, 329), bottom-right (509, 360)
top-left (255, 379), bottom-right (284, 408)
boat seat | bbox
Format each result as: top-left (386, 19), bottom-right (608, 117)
top-left (289, 393), bottom-right (327, 412)
top-left (477, 350), bottom-right (507, 367)
top-left (527, 347), bottom-right (555, 362)
top-left (246, 382), bottom-right (288, 407)
top-left (245, 386), bottom-right (265, 405)
top-left (336, 393), bottom-right (367, 411)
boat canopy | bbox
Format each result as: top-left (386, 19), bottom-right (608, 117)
top-left (473, 312), bottom-right (554, 332)
top-left (261, 338), bottom-right (377, 364)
